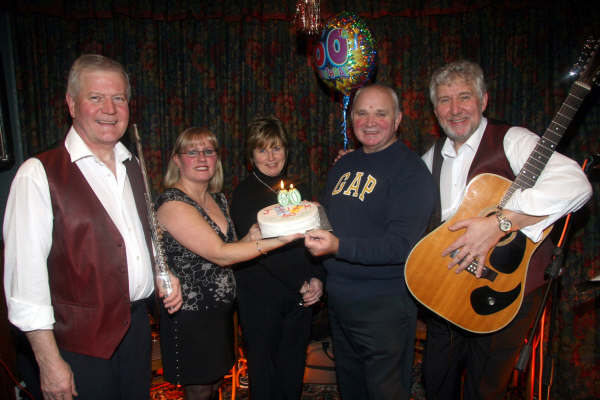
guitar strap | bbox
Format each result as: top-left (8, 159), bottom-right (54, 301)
top-left (426, 137), bottom-right (445, 232)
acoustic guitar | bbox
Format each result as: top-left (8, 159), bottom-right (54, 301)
top-left (404, 38), bottom-right (599, 334)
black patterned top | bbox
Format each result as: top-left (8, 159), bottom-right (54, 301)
top-left (156, 188), bottom-right (236, 311)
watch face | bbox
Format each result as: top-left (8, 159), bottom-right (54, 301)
top-left (499, 219), bottom-right (512, 232)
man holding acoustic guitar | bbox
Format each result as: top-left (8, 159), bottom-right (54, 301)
top-left (409, 60), bottom-right (592, 399)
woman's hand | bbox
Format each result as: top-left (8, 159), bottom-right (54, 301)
top-left (160, 272), bottom-right (183, 314)
top-left (277, 232), bottom-right (305, 244)
top-left (241, 223), bottom-right (262, 242)
top-left (299, 278), bottom-right (324, 307)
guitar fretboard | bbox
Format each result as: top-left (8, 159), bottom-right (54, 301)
top-left (499, 81), bottom-right (591, 207)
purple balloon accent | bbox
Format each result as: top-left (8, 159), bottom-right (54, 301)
top-left (326, 28), bottom-right (348, 66)
top-left (314, 41), bottom-right (326, 68)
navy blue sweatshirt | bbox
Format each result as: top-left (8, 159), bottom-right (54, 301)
top-left (321, 140), bottom-right (435, 293)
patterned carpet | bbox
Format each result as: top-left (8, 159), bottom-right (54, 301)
top-left (149, 360), bottom-right (426, 400)
top-left (150, 381), bottom-right (343, 400)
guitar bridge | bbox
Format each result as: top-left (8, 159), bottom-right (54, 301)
top-left (450, 250), bottom-right (497, 282)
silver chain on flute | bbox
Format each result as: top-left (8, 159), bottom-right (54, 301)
top-left (132, 124), bottom-right (173, 296)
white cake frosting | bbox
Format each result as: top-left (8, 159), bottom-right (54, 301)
top-left (257, 200), bottom-right (320, 238)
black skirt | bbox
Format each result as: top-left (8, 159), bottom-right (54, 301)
top-left (159, 304), bottom-right (235, 385)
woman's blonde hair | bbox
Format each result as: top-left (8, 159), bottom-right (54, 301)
top-left (164, 127), bottom-right (223, 193)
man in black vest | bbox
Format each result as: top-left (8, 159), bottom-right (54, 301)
top-left (421, 60), bottom-right (592, 399)
top-left (4, 54), bottom-right (182, 399)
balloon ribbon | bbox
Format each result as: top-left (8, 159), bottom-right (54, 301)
top-left (341, 94), bottom-right (350, 149)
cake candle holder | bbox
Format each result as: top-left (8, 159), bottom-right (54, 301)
top-left (288, 184), bottom-right (302, 205)
top-left (277, 180), bottom-right (290, 206)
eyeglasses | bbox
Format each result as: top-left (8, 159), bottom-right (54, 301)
top-left (178, 149), bottom-right (218, 158)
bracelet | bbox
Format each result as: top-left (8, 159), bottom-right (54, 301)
top-left (256, 240), bottom-right (268, 255)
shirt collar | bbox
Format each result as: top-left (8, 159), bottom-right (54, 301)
top-left (441, 117), bottom-right (488, 158)
top-left (65, 126), bottom-right (132, 164)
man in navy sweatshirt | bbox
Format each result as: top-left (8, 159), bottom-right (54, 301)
top-left (305, 83), bottom-right (436, 400)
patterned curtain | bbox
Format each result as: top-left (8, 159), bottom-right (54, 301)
top-left (7, 1), bottom-right (599, 398)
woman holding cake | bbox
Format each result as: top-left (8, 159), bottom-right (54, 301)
top-left (156, 127), bottom-right (301, 400)
top-left (230, 115), bottom-right (325, 400)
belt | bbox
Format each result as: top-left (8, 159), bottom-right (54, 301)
top-left (130, 297), bottom-right (149, 311)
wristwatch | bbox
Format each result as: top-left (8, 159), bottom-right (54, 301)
top-left (496, 211), bottom-right (512, 233)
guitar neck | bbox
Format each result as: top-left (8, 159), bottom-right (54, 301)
top-left (499, 80), bottom-right (591, 207)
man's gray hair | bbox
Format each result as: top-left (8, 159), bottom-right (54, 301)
top-left (429, 60), bottom-right (486, 106)
top-left (66, 54), bottom-right (131, 100)
top-left (353, 84), bottom-right (401, 115)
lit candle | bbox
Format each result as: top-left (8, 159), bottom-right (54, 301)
top-left (277, 180), bottom-right (290, 206)
top-left (288, 183), bottom-right (302, 205)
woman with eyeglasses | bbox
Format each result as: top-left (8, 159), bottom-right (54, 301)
top-left (230, 116), bottom-right (324, 400)
top-left (156, 127), bottom-right (302, 400)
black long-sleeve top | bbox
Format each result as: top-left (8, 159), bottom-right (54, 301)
top-left (230, 168), bottom-right (325, 298)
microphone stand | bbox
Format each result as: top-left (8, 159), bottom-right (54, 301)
top-left (514, 155), bottom-right (597, 399)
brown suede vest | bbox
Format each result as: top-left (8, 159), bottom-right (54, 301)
top-left (432, 121), bottom-right (552, 294)
top-left (37, 143), bottom-right (153, 359)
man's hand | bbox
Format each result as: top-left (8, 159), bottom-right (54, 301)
top-left (39, 356), bottom-right (77, 400)
top-left (161, 272), bottom-right (183, 313)
top-left (304, 229), bottom-right (339, 257)
top-left (441, 211), bottom-right (546, 277)
top-left (299, 278), bottom-right (324, 307)
top-left (25, 330), bottom-right (78, 400)
top-left (333, 148), bottom-right (354, 164)
top-left (441, 215), bottom-right (504, 277)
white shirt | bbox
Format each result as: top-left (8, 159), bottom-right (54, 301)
top-left (422, 117), bottom-right (592, 242)
top-left (3, 127), bottom-right (155, 331)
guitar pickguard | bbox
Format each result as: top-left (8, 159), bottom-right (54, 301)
top-left (471, 283), bottom-right (522, 315)
top-left (489, 232), bottom-right (527, 274)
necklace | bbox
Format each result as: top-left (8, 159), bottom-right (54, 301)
top-left (253, 171), bottom-right (278, 194)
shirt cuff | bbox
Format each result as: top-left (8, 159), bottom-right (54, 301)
top-left (7, 297), bottom-right (55, 331)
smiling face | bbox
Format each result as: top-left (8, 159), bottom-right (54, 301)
top-left (351, 86), bottom-right (402, 153)
top-left (433, 77), bottom-right (488, 149)
top-left (174, 139), bottom-right (219, 184)
top-left (66, 69), bottom-right (129, 152)
top-left (252, 140), bottom-right (286, 177)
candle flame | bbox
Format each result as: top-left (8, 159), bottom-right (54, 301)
top-left (290, 183), bottom-right (294, 189)
top-left (280, 180), bottom-right (284, 190)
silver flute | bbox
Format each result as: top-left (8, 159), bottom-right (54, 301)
top-left (132, 124), bottom-right (173, 296)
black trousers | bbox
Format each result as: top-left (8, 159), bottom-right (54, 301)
top-left (327, 281), bottom-right (418, 400)
top-left (60, 300), bottom-right (152, 399)
top-left (237, 286), bottom-right (312, 400)
top-left (423, 286), bottom-right (544, 400)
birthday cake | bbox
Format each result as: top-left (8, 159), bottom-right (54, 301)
top-left (257, 201), bottom-right (320, 238)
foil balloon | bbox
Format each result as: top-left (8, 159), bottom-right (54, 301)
top-left (313, 11), bottom-right (376, 96)
top-left (313, 11), bottom-right (376, 148)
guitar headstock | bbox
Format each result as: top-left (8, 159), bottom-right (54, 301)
top-left (571, 37), bottom-right (600, 87)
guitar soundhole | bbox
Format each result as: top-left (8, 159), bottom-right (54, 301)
top-left (471, 284), bottom-right (521, 315)
top-left (489, 232), bottom-right (526, 274)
